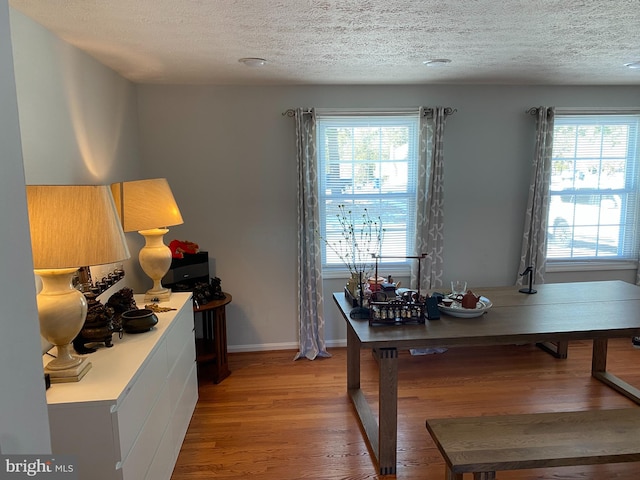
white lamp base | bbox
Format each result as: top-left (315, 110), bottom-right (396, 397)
top-left (144, 288), bottom-right (171, 303)
top-left (36, 268), bottom-right (92, 383)
top-left (138, 228), bottom-right (173, 303)
top-left (45, 356), bottom-right (92, 383)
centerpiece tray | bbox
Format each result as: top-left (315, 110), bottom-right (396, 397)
top-left (437, 295), bottom-right (493, 318)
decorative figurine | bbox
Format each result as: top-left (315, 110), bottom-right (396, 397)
top-left (73, 292), bottom-right (116, 354)
top-left (210, 277), bottom-right (225, 299)
top-left (192, 277), bottom-right (225, 307)
top-left (106, 287), bottom-right (138, 332)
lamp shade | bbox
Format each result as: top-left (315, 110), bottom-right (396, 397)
top-left (111, 178), bottom-right (183, 232)
top-left (26, 185), bottom-right (130, 269)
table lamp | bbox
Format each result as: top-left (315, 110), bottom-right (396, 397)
top-left (111, 178), bottom-right (183, 302)
top-left (26, 185), bottom-right (130, 383)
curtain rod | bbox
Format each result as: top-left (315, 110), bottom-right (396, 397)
top-left (282, 107), bottom-right (456, 117)
top-left (526, 107), bottom-right (553, 116)
top-left (424, 107), bottom-right (457, 117)
top-left (527, 106), bottom-right (640, 116)
top-left (282, 108), bottom-right (310, 117)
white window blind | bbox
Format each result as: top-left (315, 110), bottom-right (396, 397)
top-left (317, 112), bottom-right (420, 273)
top-left (547, 113), bottom-right (640, 260)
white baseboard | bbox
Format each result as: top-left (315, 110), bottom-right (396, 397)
top-left (228, 338), bottom-right (347, 353)
top-left (228, 342), bottom-right (297, 353)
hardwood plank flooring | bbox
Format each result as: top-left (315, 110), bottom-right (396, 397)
top-left (172, 339), bottom-right (640, 479)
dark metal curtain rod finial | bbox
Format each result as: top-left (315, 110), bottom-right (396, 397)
top-left (423, 107), bottom-right (457, 118)
top-left (526, 107), bottom-right (553, 118)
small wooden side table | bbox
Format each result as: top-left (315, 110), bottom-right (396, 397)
top-left (192, 292), bottom-right (232, 384)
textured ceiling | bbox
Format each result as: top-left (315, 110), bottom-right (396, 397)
top-left (9, 0), bottom-right (640, 85)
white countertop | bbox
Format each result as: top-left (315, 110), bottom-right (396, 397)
top-left (44, 292), bottom-right (192, 406)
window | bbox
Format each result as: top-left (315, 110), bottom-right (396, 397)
top-left (546, 113), bottom-right (640, 261)
top-left (317, 112), bottom-right (420, 273)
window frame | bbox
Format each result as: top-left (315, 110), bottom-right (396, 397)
top-left (545, 110), bottom-right (640, 269)
top-left (316, 111), bottom-right (421, 277)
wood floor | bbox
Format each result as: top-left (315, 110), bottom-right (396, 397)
top-left (172, 339), bottom-right (640, 480)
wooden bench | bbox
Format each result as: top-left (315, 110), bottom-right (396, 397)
top-left (425, 408), bottom-right (640, 480)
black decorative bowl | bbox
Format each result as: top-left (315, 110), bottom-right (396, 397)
top-left (121, 309), bottom-right (158, 334)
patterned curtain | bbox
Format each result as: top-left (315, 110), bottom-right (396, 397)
top-left (293, 108), bottom-right (331, 361)
top-left (517, 107), bottom-right (555, 286)
top-left (412, 107), bottom-right (450, 290)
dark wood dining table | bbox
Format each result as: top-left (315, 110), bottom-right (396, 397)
top-left (333, 280), bottom-right (640, 475)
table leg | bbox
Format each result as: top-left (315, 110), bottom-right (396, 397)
top-left (212, 307), bottom-right (230, 383)
top-left (376, 347), bottom-right (398, 476)
top-left (474, 473), bottom-right (496, 480)
top-left (198, 308), bottom-right (230, 384)
top-left (592, 338), bottom-right (608, 374)
top-left (346, 338), bottom-right (399, 475)
top-left (592, 338), bottom-right (640, 404)
top-left (445, 466), bottom-right (463, 480)
top-left (347, 327), bottom-right (382, 469)
top-left (536, 340), bottom-right (568, 359)
top-left (346, 325), bottom-right (360, 390)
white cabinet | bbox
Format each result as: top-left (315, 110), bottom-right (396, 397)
top-left (45, 293), bottom-right (197, 480)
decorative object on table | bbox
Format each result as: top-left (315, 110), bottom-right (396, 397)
top-left (319, 204), bottom-right (384, 319)
top-left (210, 276), bottom-right (225, 299)
top-left (106, 287), bottom-right (138, 332)
top-left (163, 250), bottom-right (210, 291)
top-left (344, 274), bottom-right (360, 307)
top-left (111, 178), bottom-right (184, 302)
top-left (121, 308), bottom-right (158, 333)
top-left (169, 239), bottom-right (199, 258)
top-left (369, 297), bottom-right (426, 326)
top-left (424, 296), bottom-right (441, 319)
top-left (519, 265), bottom-right (537, 294)
top-left (437, 293), bottom-right (493, 318)
top-left (75, 266), bottom-right (93, 292)
top-left (76, 264), bottom-right (126, 295)
top-left (349, 272), bottom-right (371, 319)
top-left (368, 253), bottom-right (430, 325)
top-left (72, 292), bottom-right (117, 354)
top-left (371, 275), bottom-right (400, 300)
top-left (144, 303), bottom-right (176, 313)
top-left (451, 280), bottom-right (467, 297)
top-left (346, 273), bottom-right (359, 297)
top-left (460, 290), bottom-right (481, 308)
top-left (26, 185), bottom-right (130, 383)
top-left (367, 276), bottom-right (384, 292)
top-left (192, 276), bottom-right (226, 307)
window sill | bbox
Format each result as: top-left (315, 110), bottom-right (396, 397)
top-left (546, 260), bottom-right (638, 273)
top-left (321, 263), bottom-right (412, 280)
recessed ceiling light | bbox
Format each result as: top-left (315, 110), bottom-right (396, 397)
top-left (423, 59), bottom-right (452, 66)
top-left (239, 57), bottom-right (267, 67)
top-left (624, 61), bottom-right (640, 69)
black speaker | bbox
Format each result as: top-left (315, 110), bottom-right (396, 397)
top-left (163, 252), bottom-right (209, 291)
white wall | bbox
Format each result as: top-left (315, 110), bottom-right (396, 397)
top-left (1, 7), bottom-right (144, 453)
top-left (136, 84), bottom-right (640, 350)
top-left (0, 0), bottom-right (51, 454)
top-left (7, 6), bottom-right (640, 359)
top-left (10, 9), bottom-right (147, 285)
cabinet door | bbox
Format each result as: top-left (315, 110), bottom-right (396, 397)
top-left (48, 403), bottom-right (121, 480)
top-left (116, 339), bottom-right (169, 464)
top-left (120, 379), bottom-right (172, 480)
top-left (167, 305), bottom-right (195, 370)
